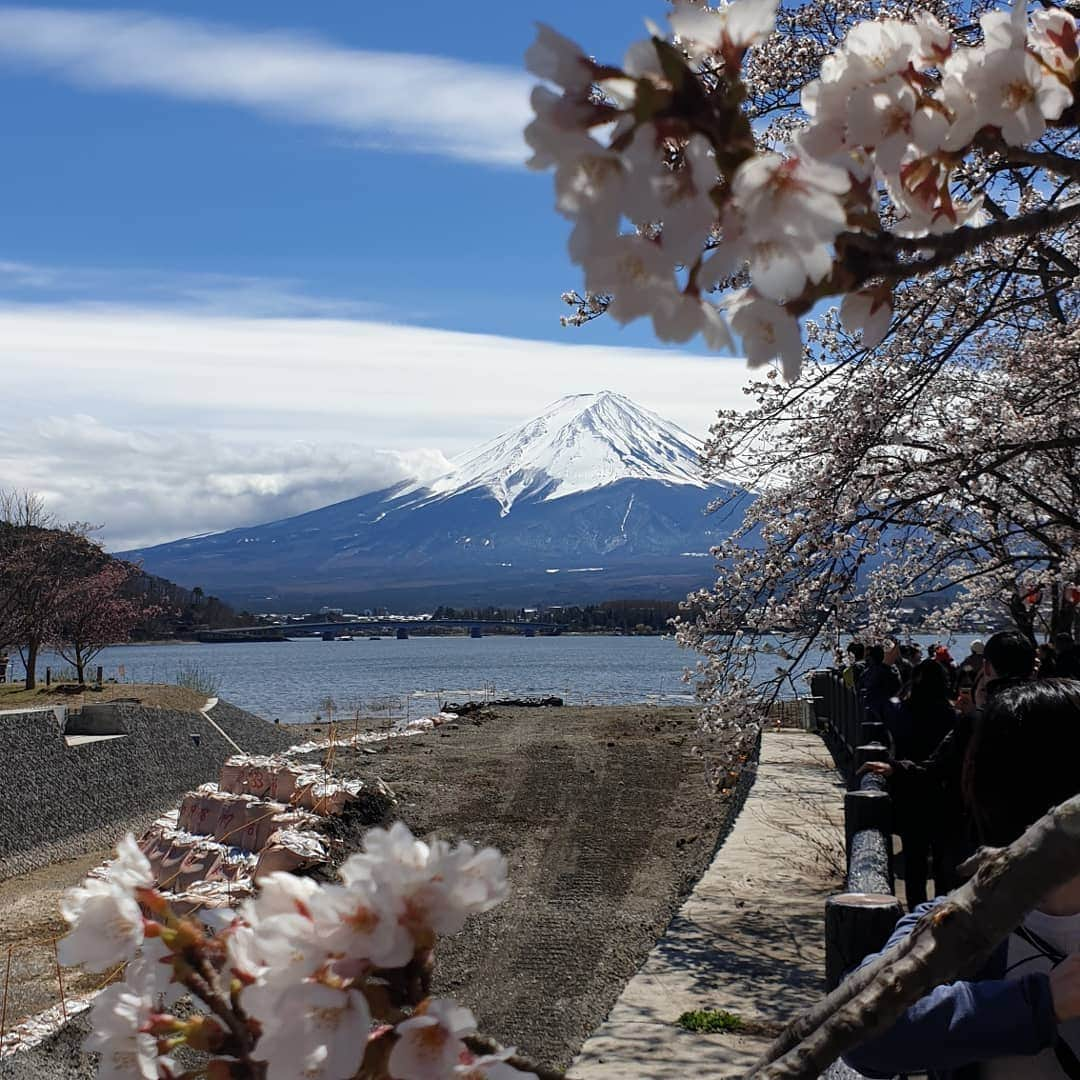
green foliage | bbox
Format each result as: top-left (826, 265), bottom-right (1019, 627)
top-left (676, 1009), bottom-right (743, 1034)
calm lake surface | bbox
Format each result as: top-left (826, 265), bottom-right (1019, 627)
top-left (29, 632), bottom-right (982, 724)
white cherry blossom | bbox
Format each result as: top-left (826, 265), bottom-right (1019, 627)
top-left (581, 235), bottom-right (677, 327)
top-left (524, 87), bottom-right (609, 174)
top-left (244, 870), bottom-right (320, 920)
top-left (669, 0), bottom-right (779, 55)
top-left (840, 290), bottom-right (892, 348)
top-left (341, 822), bottom-right (510, 940)
top-left (980, 3), bottom-right (1028, 54)
top-left (621, 132), bottom-right (718, 266)
top-left (732, 153), bottom-right (849, 248)
top-left (841, 19), bottom-right (922, 82)
top-left (455, 1050), bottom-right (536, 1079)
top-left (730, 153), bottom-right (848, 301)
top-left (524, 24), bottom-right (594, 94)
top-left (744, 234), bottom-right (833, 302)
top-left (727, 290), bottom-right (804, 380)
top-left (254, 981), bottom-right (371, 1080)
top-left (701, 302), bottom-right (735, 351)
top-left (526, 2), bottom-right (1079, 383)
top-left (308, 879), bottom-right (414, 970)
top-left (913, 12), bottom-right (953, 66)
top-left (974, 48), bottom-right (1073, 145)
top-left (389, 998), bottom-right (477, 1080)
top-left (59, 878), bottom-right (145, 972)
top-left (106, 834), bottom-right (154, 891)
top-left (845, 77), bottom-right (947, 173)
top-left (84, 967), bottom-right (173, 1080)
top-left (1029, 9), bottom-right (1079, 75)
top-left (233, 912), bottom-right (331, 1023)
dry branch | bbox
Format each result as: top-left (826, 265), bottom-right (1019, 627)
top-left (745, 791), bottom-right (1080, 1079)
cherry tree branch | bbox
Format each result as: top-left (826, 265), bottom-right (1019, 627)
top-left (746, 792), bottom-right (1080, 1078)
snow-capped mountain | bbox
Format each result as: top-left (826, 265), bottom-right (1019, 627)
top-left (417, 392), bottom-right (708, 514)
top-left (125, 392), bottom-right (750, 610)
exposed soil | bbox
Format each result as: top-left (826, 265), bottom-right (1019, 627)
top-left (6, 704), bottom-right (745, 1076)
top-left (292, 704), bottom-right (739, 1069)
top-left (0, 847), bottom-right (126, 1038)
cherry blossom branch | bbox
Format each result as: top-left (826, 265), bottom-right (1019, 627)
top-left (852, 199), bottom-right (1080, 283)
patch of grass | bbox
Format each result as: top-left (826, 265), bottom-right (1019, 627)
top-left (0, 681), bottom-right (207, 712)
top-left (676, 1009), bottom-right (744, 1035)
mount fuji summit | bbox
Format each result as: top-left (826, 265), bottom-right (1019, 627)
top-left (126, 392), bottom-right (749, 611)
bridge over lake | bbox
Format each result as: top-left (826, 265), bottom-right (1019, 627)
top-left (198, 619), bottom-right (566, 642)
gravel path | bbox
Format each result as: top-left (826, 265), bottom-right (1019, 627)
top-left (6, 704), bottom-right (745, 1076)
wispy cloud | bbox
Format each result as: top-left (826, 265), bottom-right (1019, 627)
top-left (0, 7), bottom-right (533, 166)
top-left (0, 257), bottom-right (389, 318)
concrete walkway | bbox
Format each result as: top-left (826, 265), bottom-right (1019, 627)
top-left (568, 730), bottom-right (845, 1079)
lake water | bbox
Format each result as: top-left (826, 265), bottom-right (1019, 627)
top-left (21, 632), bottom-right (982, 724)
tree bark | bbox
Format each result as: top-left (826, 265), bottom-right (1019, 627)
top-left (747, 792), bottom-right (1080, 1079)
top-left (24, 635), bottom-right (38, 690)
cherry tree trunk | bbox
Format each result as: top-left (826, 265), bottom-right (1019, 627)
top-left (24, 636), bottom-right (39, 690)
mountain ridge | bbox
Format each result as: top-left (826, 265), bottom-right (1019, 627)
top-left (124, 393), bottom-right (749, 611)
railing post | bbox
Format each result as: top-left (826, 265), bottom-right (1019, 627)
top-left (844, 788), bottom-right (891, 855)
top-left (825, 892), bottom-right (904, 991)
top-left (855, 741), bottom-right (889, 775)
top-left (859, 720), bottom-right (888, 745)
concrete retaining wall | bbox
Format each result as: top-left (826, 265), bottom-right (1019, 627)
top-left (0, 700), bottom-right (293, 880)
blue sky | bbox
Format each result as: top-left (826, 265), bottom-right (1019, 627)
top-left (0, 1), bottom-right (754, 547)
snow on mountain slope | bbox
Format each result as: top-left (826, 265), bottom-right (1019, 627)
top-left (412, 391), bottom-right (707, 515)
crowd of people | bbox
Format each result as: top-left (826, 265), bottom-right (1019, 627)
top-left (837, 630), bottom-right (1080, 905)
top-left (826, 630), bottom-right (1080, 1077)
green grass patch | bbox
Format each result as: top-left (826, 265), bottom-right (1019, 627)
top-left (676, 1009), bottom-right (744, 1034)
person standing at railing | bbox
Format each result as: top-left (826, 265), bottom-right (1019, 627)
top-left (861, 630), bottom-right (1037, 900)
top-left (845, 679), bottom-right (1080, 1080)
top-left (843, 641), bottom-right (867, 691)
top-left (858, 643), bottom-right (902, 726)
top-left (879, 660), bottom-right (960, 907)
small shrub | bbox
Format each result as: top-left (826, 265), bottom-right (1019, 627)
top-left (174, 662), bottom-right (220, 697)
top-left (676, 1009), bottom-right (743, 1034)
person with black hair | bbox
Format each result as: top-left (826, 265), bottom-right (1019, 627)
top-left (845, 679), bottom-right (1080, 1079)
top-left (861, 629), bottom-right (1037, 895)
top-left (883, 660), bottom-right (960, 906)
top-left (1055, 634), bottom-right (1080, 680)
top-left (886, 638), bottom-right (914, 689)
top-left (843, 641), bottom-right (867, 691)
top-left (859, 642), bottom-right (902, 723)
top-left (1040, 643), bottom-right (1060, 679)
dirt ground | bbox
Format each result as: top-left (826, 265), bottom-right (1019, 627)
top-left (0, 848), bottom-right (125, 1031)
top-left (292, 704), bottom-right (741, 1069)
top-left (4, 704), bottom-right (746, 1075)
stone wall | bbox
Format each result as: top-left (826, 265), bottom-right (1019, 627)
top-left (0, 700), bottom-right (293, 880)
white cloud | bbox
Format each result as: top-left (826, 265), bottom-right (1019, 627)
top-left (0, 258), bottom-right (390, 317)
top-left (0, 415), bottom-right (452, 549)
top-left (0, 304), bottom-right (753, 548)
top-left (0, 7), bottom-right (533, 166)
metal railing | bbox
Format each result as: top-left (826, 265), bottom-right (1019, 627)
top-left (812, 670), bottom-right (903, 1079)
